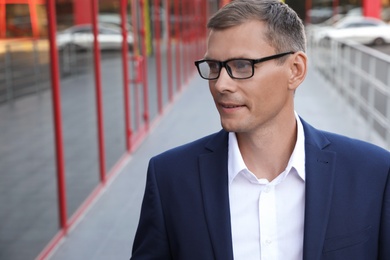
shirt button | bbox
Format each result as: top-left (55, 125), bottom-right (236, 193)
top-left (264, 187), bottom-right (270, 193)
top-left (265, 239), bottom-right (272, 245)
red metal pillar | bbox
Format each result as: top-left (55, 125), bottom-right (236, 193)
top-left (91, 0), bottom-right (107, 183)
top-left (183, 0), bottom-right (189, 84)
top-left (132, 0), bottom-right (142, 134)
top-left (188, 0), bottom-right (192, 82)
top-left (174, 0), bottom-right (181, 91)
top-left (305, 0), bottom-right (312, 24)
top-left (29, 0), bottom-right (40, 38)
top-left (36, 2), bottom-right (70, 259)
top-left (74, 0), bottom-right (92, 24)
top-left (154, 0), bottom-right (163, 114)
top-left (166, 0), bottom-right (173, 101)
top-left (139, 0), bottom-right (150, 129)
top-left (193, 0), bottom-right (199, 72)
top-left (131, 0), bottom-right (140, 55)
top-left (0, 0), bottom-right (5, 38)
top-left (363, 0), bottom-right (381, 19)
top-left (189, 0), bottom-right (194, 76)
top-left (120, 0), bottom-right (132, 152)
top-left (333, 0), bottom-right (339, 17)
top-left (46, 0), bottom-right (68, 234)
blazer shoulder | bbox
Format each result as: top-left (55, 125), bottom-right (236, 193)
top-left (301, 118), bottom-right (389, 166)
top-left (147, 130), bottom-right (228, 182)
top-left (323, 130), bottom-right (388, 154)
top-left (152, 130), bottom-right (228, 162)
top-left (320, 130), bottom-right (390, 167)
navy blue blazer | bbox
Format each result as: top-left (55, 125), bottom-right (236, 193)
top-left (131, 119), bottom-right (390, 260)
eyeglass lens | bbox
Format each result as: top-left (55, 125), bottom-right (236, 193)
top-left (198, 59), bottom-right (253, 79)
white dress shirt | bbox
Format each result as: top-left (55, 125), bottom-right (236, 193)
top-left (228, 113), bottom-right (306, 260)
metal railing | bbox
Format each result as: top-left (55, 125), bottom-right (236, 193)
top-left (308, 33), bottom-right (390, 150)
top-left (0, 40), bottom-right (51, 103)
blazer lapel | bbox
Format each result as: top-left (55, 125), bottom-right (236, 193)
top-left (198, 130), bottom-right (234, 260)
top-left (197, 122), bottom-right (337, 260)
top-left (301, 120), bottom-right (337, 260)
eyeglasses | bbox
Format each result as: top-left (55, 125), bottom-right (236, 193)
top-left (194, 51), bottom-right (295, 80)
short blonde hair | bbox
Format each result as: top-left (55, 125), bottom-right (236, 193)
top-left (207, 0), bottom-right (306, 54)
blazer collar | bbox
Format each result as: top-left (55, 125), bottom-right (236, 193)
top-left (300, 118), bottom-right (337, 260)
top-left (199, 130), bottom-right (234, 260)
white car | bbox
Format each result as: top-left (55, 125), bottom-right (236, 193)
top-left (57, 23), bottom-right (134, 51)
top-left (316, 17), bottom-right (390, 45)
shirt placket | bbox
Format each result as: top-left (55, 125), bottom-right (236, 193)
top-left (259, 185), bottom-right (278, 260)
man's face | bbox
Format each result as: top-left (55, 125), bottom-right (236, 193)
top-left (205, 20), bottom-right (295, 134)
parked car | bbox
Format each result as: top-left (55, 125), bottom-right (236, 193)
top-left (314, 16), bottom-right (390, 46)
top-left (56, 23), bottom-right (134, 51)
top-left (306, 14), bottom-right (345, 36)
top-left (306, 7), bottom-right (334, 24)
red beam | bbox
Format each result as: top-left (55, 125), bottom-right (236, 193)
top-left (46, 0), bottom-right (68, 235)
top-left (165, 0), bottom-right (173, 102)
top-left (0, 0), bottom-right (5, 38)
top-left (3, 0), bottom-right (44, 2)
top-left (91, 0), bottom-right (107, 183)
top-left (120, 0), bottom-right (132, 152)
top-left (139, 0), bottom-right (150, 129)
top-left (75, 0), bottom-right (92, 24)
top-left (154, 0), bottom-right (163, 114)
top-left (305, 0), bottom-right (312, 24)
top-left (29, 0), bottom-right (39, 38)
top-left (174, 0), bottom-right (181, 91)
top-left (333, 0), bottom-right (339, 17)
top-left (363, 0), bottom-right (381, 19)
top-left (183, 0), bottom-right (189, 83)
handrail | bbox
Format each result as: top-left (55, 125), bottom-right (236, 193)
top-left (0, 39), bottom-right (50, 103)
top-left (307, 32), bottom-right (390, 150)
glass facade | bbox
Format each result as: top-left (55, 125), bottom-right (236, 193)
top-left (0, 0), bottom-right (216, 259)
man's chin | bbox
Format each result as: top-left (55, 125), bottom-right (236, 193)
top-left (221, 122), bottom-right (241, 133)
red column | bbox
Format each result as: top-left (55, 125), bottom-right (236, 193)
top-left (305, 0), bottom-right (312, 24)
top-left (47, 0), bottom-right (68, 234)
top-left (363, 0), bottom-right (381, 19)
top-left (74, 0), bottom-right (92, 24)
top-left (165, 0), bottom-right (173, 102)
top-left (0, 0), bottom-right (6, 38)
top-left (139, 0), bottom-right (150, 130)
top-left (29, 0), bottom-right (40, 38)
top-left (174, 0), bottom-right (181, 91)
top-left (154, 0), bottom-right (163, 114)
top-left (333, 0), bottom-right (339, 17)
top-left (120, 0), bottom-right (132, 152)
top-left (91, 0), bottom-right (107, 183)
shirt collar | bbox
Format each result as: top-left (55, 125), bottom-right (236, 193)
top-left (228, 112), bottom-right (306, 185)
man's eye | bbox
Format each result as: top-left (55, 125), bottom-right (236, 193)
top-left (231, 60), bottom-right (251, 70)
top-left (207, 62), bottom-right (220, 72)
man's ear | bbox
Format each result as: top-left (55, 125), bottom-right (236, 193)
top-left (288, 51), bottom-right (307, 91)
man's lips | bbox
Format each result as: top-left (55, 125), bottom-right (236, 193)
top-left (218, 102), bottom-right (246, 112)
top-left (221, 104), bottom-right (243, 108)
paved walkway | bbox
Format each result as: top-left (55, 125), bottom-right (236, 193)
top-left (48, 65), bottom-right (387, 260)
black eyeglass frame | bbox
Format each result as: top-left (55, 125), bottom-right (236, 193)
top-left (194, 51), bottom-right (295, 80)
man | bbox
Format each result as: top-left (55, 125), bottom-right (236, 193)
top-left (131, 0), bottom-right (390, 259)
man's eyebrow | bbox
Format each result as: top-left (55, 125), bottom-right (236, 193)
top-left (202, 56), bottom-right (214, 60)
top-left (202, 56), bottom-right (251, 61)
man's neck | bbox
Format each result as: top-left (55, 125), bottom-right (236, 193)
top-left (236, 115), bottom-right (297, 181)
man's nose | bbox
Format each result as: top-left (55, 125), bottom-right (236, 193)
top-left (213, 67), bottom-right (236, 92)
